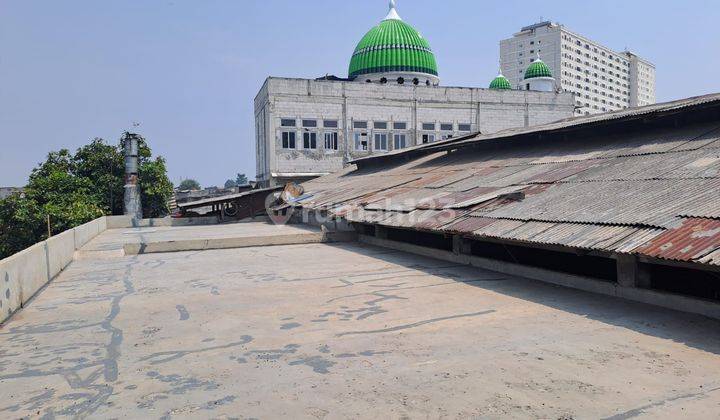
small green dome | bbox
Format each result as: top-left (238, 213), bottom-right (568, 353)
top-left (524, 58), bottom-right (553, 79)
top-left (489, 73), bottom-right (511, 90)
top-left (348, 3), bottom-right (438, 80)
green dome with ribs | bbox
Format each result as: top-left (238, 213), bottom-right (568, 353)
top-left (348, 17), bottom-right (438, 79)
top-left (524, 59), bottom-right (553, 79)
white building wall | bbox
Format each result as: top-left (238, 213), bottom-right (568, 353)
top-left (500, 22), bottom-right (656, 116)
top-left (255, 77), bottom-right (575, 186)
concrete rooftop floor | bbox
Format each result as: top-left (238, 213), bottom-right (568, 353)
top-left (1, 222), bottom-right (720, 418)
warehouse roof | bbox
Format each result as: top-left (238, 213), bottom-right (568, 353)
top-left (296, 93), bottom-right (720, 268)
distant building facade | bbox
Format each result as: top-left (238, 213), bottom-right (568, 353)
top-left (500, 21), bottom-right (656, 115)
top-left (254, 2), bottom-right (575, 186)
top-left (255, 78), bottom-right (575, 186)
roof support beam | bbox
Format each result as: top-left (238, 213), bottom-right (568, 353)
top-left (617, 254), bottom-right (651, 289)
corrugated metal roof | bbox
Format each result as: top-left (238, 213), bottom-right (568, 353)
top-left (633, 218), bottom-right (720, 262)
top-left (296, 94), bottom-right (720, 267)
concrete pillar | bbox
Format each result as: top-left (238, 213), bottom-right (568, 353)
top-left (617, 254), bottom-right (651, 288)
top-left (375, 225), bottom-right (388, 239)
top-left (452, 235), bottom-right (473, 255)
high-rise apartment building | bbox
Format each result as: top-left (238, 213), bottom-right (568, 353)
top-left (500, 22), bottom-right (655, 115)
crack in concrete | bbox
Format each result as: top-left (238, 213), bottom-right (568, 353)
top-left (140, 335), bottom-right (254, 365)
top-left (602, 383), bottom-right (720, 419)
top-left (336, 310), bottom-right (496, 336)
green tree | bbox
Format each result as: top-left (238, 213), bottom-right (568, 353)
top-left (0, 133), bottom-right (173, 259)
top-left (73, 138), bottom-right (124, 214)
top-left (235, 173), bottom-right (248, 185)
top-left (178, 179), bottom-right (201, 191)
top-left (139, 156), bottom-right (173, 218)
top-left (0, 193), bottom-right (45, 258)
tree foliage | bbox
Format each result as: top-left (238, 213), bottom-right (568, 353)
top-left (178, 179), bottom-right (201, 191)
top-left (224, 173), bottom-right (249, 189)
top-left (235, 173), bottom-right (248, 185)
top-left (0, 134), bottom-right (173, 259)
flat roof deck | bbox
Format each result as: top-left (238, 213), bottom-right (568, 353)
top-left (1, 223), bottom-right (720, 418)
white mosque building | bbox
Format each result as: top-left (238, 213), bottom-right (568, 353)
top-left (254, 1), bottom-right (574, 186)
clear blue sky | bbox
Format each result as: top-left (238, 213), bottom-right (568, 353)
top-left (1, 0), bottom-right (718, 188)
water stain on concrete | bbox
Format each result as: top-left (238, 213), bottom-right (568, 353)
top-left (334, 350), bottom-right (390, 358)
top-left (175, 305), bottom-right (190, 321)
top-left (289, 356), bottom-right (336, 374)
top-left (246, 344), bottom-right (300, 361)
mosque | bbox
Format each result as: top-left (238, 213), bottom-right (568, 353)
top-left (255, 0), bottom-right (575, 186)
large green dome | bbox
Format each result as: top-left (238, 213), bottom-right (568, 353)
top-left (524, 58), bottom-right (553, 79)
top-left (348, 2), bottom-right (438, 83)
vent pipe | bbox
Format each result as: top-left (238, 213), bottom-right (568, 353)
top-left (122, 132), bottom-right (142, 220)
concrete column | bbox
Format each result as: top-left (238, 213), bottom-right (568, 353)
top-left (452, 235), bottom-right (473, 255)
top-left (617, 254), bottom-right (651, 288)
top-left (375, 225), bottom-right (388, 239)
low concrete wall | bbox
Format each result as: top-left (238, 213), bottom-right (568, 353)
top-left (74, 217), bottom-right (106, 249)
top-left (124, 231), bottom-right (358, 255)
top-left (359, 235), bottom-right (720, 321)
top-left (0, 216), bottom-right (111, 325)
top-left (0, 242), bottom-right (48, 322)
top-left (106, 215), bottom-right (219, 229)
top-left (46, 229), bottom-right (76, 280)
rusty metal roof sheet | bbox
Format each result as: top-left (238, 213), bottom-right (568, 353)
top-left (633, 218), bottom-right (720, 263)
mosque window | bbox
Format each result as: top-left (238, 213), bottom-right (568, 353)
top-left (302, 119), bottom-right (317, 128)
top-left (324, 132), bottom-right (338, 150)
top-left (421, 133), bottom-right (435, 144)
top-left (393, 134), bottom-right (407, 150)
top-left (440, 123), bottom-right (453, 131)
top-left (393, 122), bottom-right (407, 130)
top-left (281, 132), bottom-right (296, 149)
top-left (353, 121), bottom-right (368, 129)
top-left (374, 133), bottom-right (388, 151)
top-left (303, 132), bottom-right (317, 149)
top-left (374, 121), bottom-right (388, 130)
top-left (354, 133), bottom-right (368, 151)
top-left (323, 120), bottom-right (338, 128)
top-left (281, 118), bottom-right (296, 127)
top-left (458, 124), bottom-right (471, 132)
top-left (422, 123), bottom-right (435, 131)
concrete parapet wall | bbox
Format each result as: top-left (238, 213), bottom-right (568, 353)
top-left (0, 242), bottom-right (48, 323)
top-left (74, 218), bottom-right (105, 249)
top-left (0, 216), bottom-right (111, 325)
top-left (46, 230), bottom-right (76, 280)
top-left (106, 215), bottom-right (219, 229)
top-left (123, 231), bottom-right (357, 255)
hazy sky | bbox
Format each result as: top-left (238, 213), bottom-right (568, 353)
top-left (2, 0), bottom-right (719, 187)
